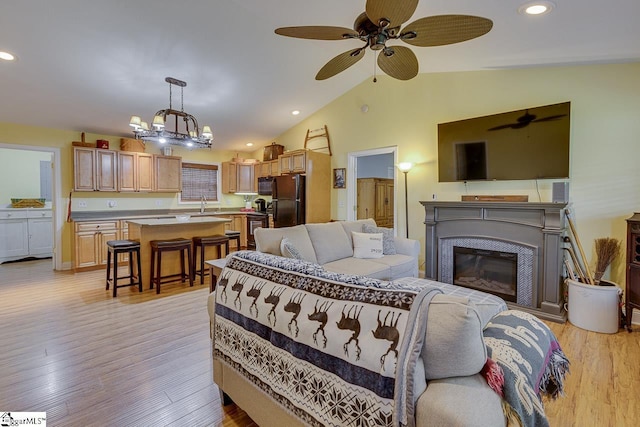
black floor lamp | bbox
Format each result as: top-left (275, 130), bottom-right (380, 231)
top-left (398, 162), bottom-right (413, 238)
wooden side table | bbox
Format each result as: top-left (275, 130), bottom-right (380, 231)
top-left (625, 213), bottom-right (640, 331)
top-left (205, 258), bottom-right (227, 293)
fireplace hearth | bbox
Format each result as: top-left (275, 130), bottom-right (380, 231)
top-left (421, 201), bottom-right (568, 322)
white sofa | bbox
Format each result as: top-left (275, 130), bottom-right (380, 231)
top-left (254, 218), bottom-right (419, 280)
top-left (209, 251), bottom-right (569, 427)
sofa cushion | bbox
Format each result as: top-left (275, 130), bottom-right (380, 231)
top-left (416, 374), bottom-right (506, 427)
top-left (352, 231), bottom-right (384, 259)
top-left (323, 257), bottom-right (390, 280)
top-left (254, 225), bottom-right (318, 264)
top-left (367, 254), bottom-right (417, 280)
top-left (305, 222), bottom-right (353, 265)
top-left (363, 223), bottom-right (397, 255)
top-left (339, 218), bottom-right (377, 247)
top-left (423, 294), bottom-right (487, 380)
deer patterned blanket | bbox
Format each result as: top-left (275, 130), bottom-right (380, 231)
top-left (213, 251), bottom-right (442, 427)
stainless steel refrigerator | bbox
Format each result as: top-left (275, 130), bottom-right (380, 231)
top-left (272, 174), bottom-right (305, 228)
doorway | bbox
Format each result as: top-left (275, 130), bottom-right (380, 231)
top-left (346, 146), bottom-right (398, 231)
top-left (0, 143), bottom-right (63, 270)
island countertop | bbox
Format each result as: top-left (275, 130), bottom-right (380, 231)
top-left (127, 216), bottom-right (231, 227)
top-left (127, 216), bottom-right (231, 289)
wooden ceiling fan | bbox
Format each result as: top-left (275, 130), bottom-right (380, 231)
top-left (275, 0), bottom-right (493, 81)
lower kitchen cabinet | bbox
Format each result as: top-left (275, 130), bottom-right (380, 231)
top-left (73, 220), bottom-right (119, 269)
top-left (0, 209), bottom-right (53, 263)
top-left (217, 214), bottom-right (247, 250)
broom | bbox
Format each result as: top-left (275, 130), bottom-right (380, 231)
top-left (593, 237), bottom-right (621, 284)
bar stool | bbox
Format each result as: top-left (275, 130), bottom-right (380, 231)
top-left (106, 240), bottom-right (142, 297)
top-left (192, 235), bottom-right (230, 285)
top-left (149, 238), bottom-right (193, 294)
top-left (225, 230), bottom-right (241, 251)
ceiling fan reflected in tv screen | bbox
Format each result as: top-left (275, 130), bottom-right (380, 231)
top-left (437, 102), bottom-right (571, 182)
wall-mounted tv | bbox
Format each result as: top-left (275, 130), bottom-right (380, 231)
top-left (438, 102), bottom-right (571, 182)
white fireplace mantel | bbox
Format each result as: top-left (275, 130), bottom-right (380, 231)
top-left (420, 201), bottom-right (568, 322)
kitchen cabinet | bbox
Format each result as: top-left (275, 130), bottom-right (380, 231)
top-left (73, 220), bottom-right (119, 269)
top-left (118, 152), bottom-right (154, 192)
top-left (279, 150), bottom-right (307, 174)
top-left (74, 147), bottom-right (117, 191)
top-left (257, 160), bottom-right (280, 178)
top-left (154, 155), bottom-right (182, 192)
top-left (221, 161), bottom-right (257, 194)
top-left (217, 214), bottom-right (247, 249)
top-left (357, 178), bottom-right (394, 227)
top-left (27, 210), bottom-right (53, 256)
top-left (0, 209), bottom-right (53, 263)
top-left (0, 210), bottom-right (29, 261)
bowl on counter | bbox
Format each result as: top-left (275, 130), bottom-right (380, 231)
top-left (175, 214), bottom-right (191, 222)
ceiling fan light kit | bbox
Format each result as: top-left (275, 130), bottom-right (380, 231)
top-left (274, 0), bottom-right (493, 81)
top-left (129, 77), bottom-right (213, 149)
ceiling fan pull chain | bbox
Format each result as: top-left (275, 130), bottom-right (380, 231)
top-left (373, 51), bottom-right (377, 83)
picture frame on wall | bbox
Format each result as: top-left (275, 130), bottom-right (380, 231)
top-left (333, 168), bottom-right (346, 189)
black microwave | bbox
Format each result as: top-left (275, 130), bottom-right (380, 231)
top-left (258, 177), bottom-right (274, 195)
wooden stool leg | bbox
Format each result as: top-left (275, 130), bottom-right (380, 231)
top-left (135, 248), bottom-right (142, 292)
top-left (187, 247), bottom-right (194, 287)
top-left (156, 251), bottom-right (162, 294)
top-left (200, 245), bottom-right (206, 285)
top-left (106, 249), bottom-right (112, 290)
top-left (150, 248), bottom-right (156, 290)
top-left (179, 249), bottom-right (186, 283)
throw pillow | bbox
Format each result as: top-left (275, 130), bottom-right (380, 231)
top-left (352, 231), bottom-right (384, 259)
top-left (362, 224), bottom-right (396, 255)
top-left (423, 294), bottom-right (487, 380)
top-left (280, 237), bottom-right (303, 260)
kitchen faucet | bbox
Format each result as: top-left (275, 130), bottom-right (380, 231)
top-left (200, 195), bottom-right (207, 214)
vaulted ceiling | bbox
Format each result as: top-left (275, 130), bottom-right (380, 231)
top-left (1, 0), bottom-right (639, 152)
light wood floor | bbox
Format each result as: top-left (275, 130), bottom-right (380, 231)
top-left (0, 259), bottom-right (638, 426)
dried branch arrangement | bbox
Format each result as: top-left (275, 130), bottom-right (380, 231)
top-left (593, 237), bottom-right (621, 284)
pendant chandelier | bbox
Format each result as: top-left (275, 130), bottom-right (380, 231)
top-left (129, 77), bottom-right (213, 149)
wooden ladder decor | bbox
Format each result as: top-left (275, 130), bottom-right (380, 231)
top-left (304, 125), bottom-right (332, 156)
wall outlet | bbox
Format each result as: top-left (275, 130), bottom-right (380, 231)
top-left (107, 200), bottom-right (117, 208)
top-left (78, 200), bottom-right (87, 208)
top-left (155, 200), bottom-right (163, 207)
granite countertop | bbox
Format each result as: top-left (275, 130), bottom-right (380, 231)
top-left (127, 216), bottom-right (231, 227)
top-left (70, 209), bottom-right (265, 222)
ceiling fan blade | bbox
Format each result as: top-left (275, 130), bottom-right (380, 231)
top-left (275, 26), bottom-right (358, 40)
top-left (401, 15), bottom-right (493, 47)
top-left (534, 114), bottom-right (567, 123)
top-left (316, 48), bottom-right (366, 80)
top-left (366, 0), bottom-right (418, 27)
top-left (377, 45), bottom-right (418, 81)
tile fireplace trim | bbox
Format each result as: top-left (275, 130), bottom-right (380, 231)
top-left (420, 201), bottom-right (568, 322)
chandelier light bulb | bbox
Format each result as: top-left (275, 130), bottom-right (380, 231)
top-left (152, 115), bottom-right (165, 130)
top-left (129, 115), bottom-right (142, 128)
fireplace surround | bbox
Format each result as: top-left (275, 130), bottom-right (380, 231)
top-left (421, 201), bottom-right (568, 322)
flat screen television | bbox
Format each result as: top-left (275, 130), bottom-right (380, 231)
top-left (438, 102), bottom-right (571, 182)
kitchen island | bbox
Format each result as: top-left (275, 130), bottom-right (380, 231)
top-left (127, 216), bottom-right (230, 289)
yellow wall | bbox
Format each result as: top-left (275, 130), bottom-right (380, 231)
top-left (0, 123), bottom-right (258, 266)
top-left (0, 148), bottom-right (52, 204)
top-left (272, 62), bottom-right (640, 285)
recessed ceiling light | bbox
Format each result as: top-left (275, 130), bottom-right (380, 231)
top-left (246, 142), bottom-right (254, 147)
top-left (291, 110), bottom-right (300, 116)
top-left (518, 1), bottom-right (555, 16)
top-left (0, 51), bottom-right (16, 61)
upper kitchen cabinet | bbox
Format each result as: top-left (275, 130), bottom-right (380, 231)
top-left (222, 160), bottom-right (257, 194)
top-left (257, 160), bottom-right (280, 178)
top-left (154, 155), bottom-right (182, 192)
top-left (73, 147), bottom-right (117, 191)
top-left (279, 150), bottom-right (307, 174)
top-left (118, 151), bottom-right (154, 192)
